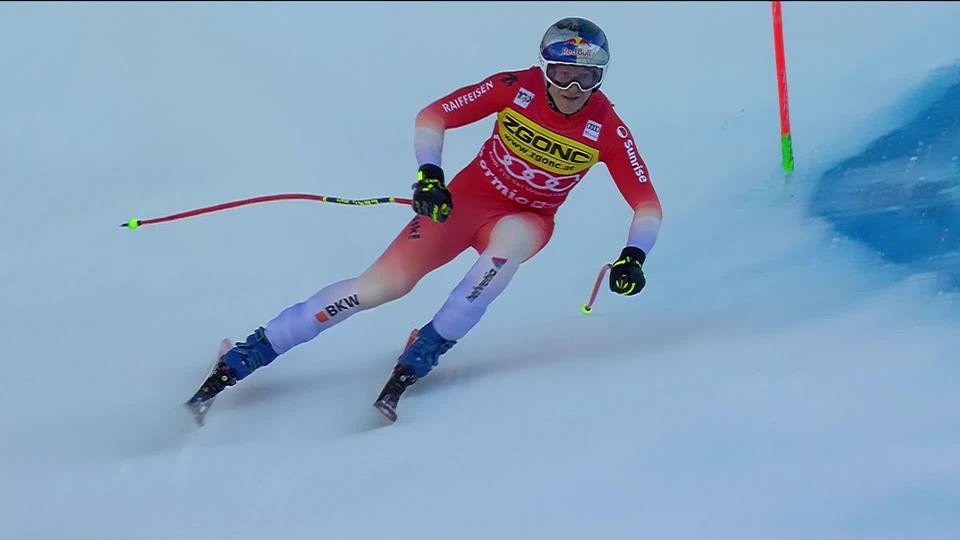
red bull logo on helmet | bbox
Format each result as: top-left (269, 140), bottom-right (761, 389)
top-left (559, 37), bottom-right (598, 61)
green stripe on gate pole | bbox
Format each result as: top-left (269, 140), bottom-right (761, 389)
top-left (781, 133), bottom-right (794, 174)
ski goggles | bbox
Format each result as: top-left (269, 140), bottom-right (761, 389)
top-left (539, 57), bottom-right (606, 92)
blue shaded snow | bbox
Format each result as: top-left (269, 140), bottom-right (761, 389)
top-left (812, 64), bottom-right (960, 288)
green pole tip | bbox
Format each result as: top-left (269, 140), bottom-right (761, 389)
top-left (126, 219), bottom-right (140, 230)
top-left (581, 304), bottom-right (592, 315)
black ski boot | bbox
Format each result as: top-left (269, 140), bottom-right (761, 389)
top-left (373, 364), bottom-right (418, 423)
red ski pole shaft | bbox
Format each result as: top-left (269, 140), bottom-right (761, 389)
top-left (581, 263), bottom-right (612, 315)
top-left (121, 193), bottom-right (413, 230)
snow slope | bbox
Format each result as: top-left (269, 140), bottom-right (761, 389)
top-left (1, 3), bottom-right (958, 539)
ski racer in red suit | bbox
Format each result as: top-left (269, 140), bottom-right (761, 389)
top-left (185, 17), bottom-right (662, 424)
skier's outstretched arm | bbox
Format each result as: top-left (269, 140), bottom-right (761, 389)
top-left (599, 114), bottom-right (662, 296)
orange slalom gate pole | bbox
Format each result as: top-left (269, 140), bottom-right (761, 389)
top-left (772, 1), bottom-right (795, 174)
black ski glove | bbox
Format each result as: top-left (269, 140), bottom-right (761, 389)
top-left (609, 246), bottom-right (647, 296)
top-left (412, 164), bottom-right (452, 223)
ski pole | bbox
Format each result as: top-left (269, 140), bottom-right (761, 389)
top-left (581, 263), bottom-right (612, 315)
top-left (121, 193), bottom-right (413, 230)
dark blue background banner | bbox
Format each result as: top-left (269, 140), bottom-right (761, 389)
top-left (813, 65), bottom-right (960, 287)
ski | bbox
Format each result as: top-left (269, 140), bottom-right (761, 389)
top-left (373, 400), bottom-right (398, 423)
top-left (184, 338), bottom-right (234, 427)
top-left (373, 329), bottom-right (418, 423)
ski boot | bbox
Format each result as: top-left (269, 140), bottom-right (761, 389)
top-left (374, 322), bottom-right (456, 423)
top-left (184, 327), bottom-right (278, 426)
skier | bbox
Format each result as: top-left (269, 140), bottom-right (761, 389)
top-left (186, 17), bottom-right (663, 424)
